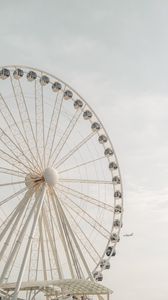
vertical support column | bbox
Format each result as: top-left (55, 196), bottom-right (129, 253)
top-left (12, 185), bottom-right (46, 300)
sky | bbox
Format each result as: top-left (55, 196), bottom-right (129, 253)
top-left (0, 0), bottom-right (168, 299)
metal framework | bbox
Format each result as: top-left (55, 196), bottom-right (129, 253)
top-left (0, 66), bottom-right (123, 300)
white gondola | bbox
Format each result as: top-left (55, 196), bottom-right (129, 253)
top-left (52, 81), bottom-right (62, 92)
top-left (40, 75), bottom-right (49, 86)
top-left (83, 110), bottom-right (92, 120)
top-left (114, 190), bottom-right (122, 198)
top-left (27, 71), bottom-right (37, 81)
top-left (64, 90), bottom-right (73, 100)
top-left (0, 68), bottom-right (10, 79)
top-left (109, 162), bottom-right (118, 170)
top-left (93, 271), bottom-right (103, 281)
top-left (104, 148), bottom-right (113, 157)
top-left (13, 68), bottom-right (24, 79)
top-left (110, 233), bottom-right (120, 242)
top-left (98, 135), bottom-right (107, 144)
top-left (114, 205), bottom-right (122, 213)
top-left (74, 99), bottom-right (83, 109)
top-left (112, 176), bottom-right (120, 184)
top-left (113, 219), bottom-right (120, 227)
top-left (91, 122), bottom-right (100, 131)
top-left (100, 259), bottom-right (110, 270)
top-left (106, 246), bottom-right (116, 257)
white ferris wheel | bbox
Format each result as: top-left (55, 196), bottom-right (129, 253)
top-left (0, 66), bottom-right (123, 300)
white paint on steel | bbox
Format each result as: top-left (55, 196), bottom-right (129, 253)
top-left (0, 65), bottom-right (123, 299)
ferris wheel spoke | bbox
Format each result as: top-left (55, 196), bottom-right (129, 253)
top-left (68, 222), bottom-right (98, 266)
top-left (0, 189), bottom-right (32, 263)
top-left (59, 212), bottom-right (83, 278)
top-left (0, 187), bottom-right (27, 207)
top-left (0, 180), bottom-right (25, 187)
top-left (46, 87), bottom-right (65, 166)
top-left (59, 156), bottom-right (105, 174)
top-left (35, 222), bottom-right (43, 282)
top-left (56, 201), bottom-right (83, 279)
top-left (49, 191), bottom-right (75, 278)
top-left (46, 191), bottom-right (64, 280)
top-left (0, 94), bottom-right (29, 154)
top-left (0, 167), bottom-right (26, 178)
top-left (42, 209), bottom-right (54, 281)
top-left (55, 131), bottom-right (96, 169)
top-left (11, 185), bottom-right (46, 300)
top-left (53, 190), bottom-right (84, 279)
top-left (0, 148), bottom-right (33, 176)
top-left (53, 189), bottom-right (93, 280)
top-left (0, 188), bottom-right (34, 244)
top-left (59, 192), bottom-right (110, 240)
top-left (0, 147), bottom-right (37, 175)
top-left (56, 183), bottom-right (114, 212)
top-left (24, 190), bottom-right (41, 284)
top-left (7, 192), bottom-right (43, 300)
top-left (27, 212), bottom-right (47, 290)
top-left (38, 214), bottom-right (48, 281)
top-left (5, 207), bottom-right (33, 286)
top-left (0, 191), bottom-right (36, 284)
top-left (34, 79), bottom-right (46, 168)
top-left (0, 94), bottom-right (41, 173)
top-left (63, 204), bottom-right (101, 264)
top-left (42, 204), bottom-right (63, 279)
top-left (27, 225), bottom-right (41, 282)
top-left (0, 128), bottom-right (39, 174)
top-left (50, 105), bottom-right (86, 167)
top-left (68, 224), bottom-right (98, 266)
top-left (10, 75), bottom-right (42, 170)
top-left (59, 178), bottom-right (113, 185)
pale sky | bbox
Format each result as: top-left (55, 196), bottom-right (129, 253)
top-left (0, 0), bottom-right (168, 299)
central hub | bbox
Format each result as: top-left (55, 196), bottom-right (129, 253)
top-left (43, 167), bottom-right (59, 186)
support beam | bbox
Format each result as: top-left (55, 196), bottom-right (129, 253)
top-left (12, 185), bottom-right (46, 300)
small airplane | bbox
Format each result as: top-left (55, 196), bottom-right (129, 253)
top-left (123, 232), bottom-right (134, 237)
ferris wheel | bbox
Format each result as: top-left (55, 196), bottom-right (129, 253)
top-left (0, 66), bottom-right (123, 300)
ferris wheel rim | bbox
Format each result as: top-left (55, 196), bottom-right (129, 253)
top-left (0, 65), bottom-right (123, 297)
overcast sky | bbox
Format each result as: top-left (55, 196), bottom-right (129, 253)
top-left (0, 1), bottom-right (168, 299)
